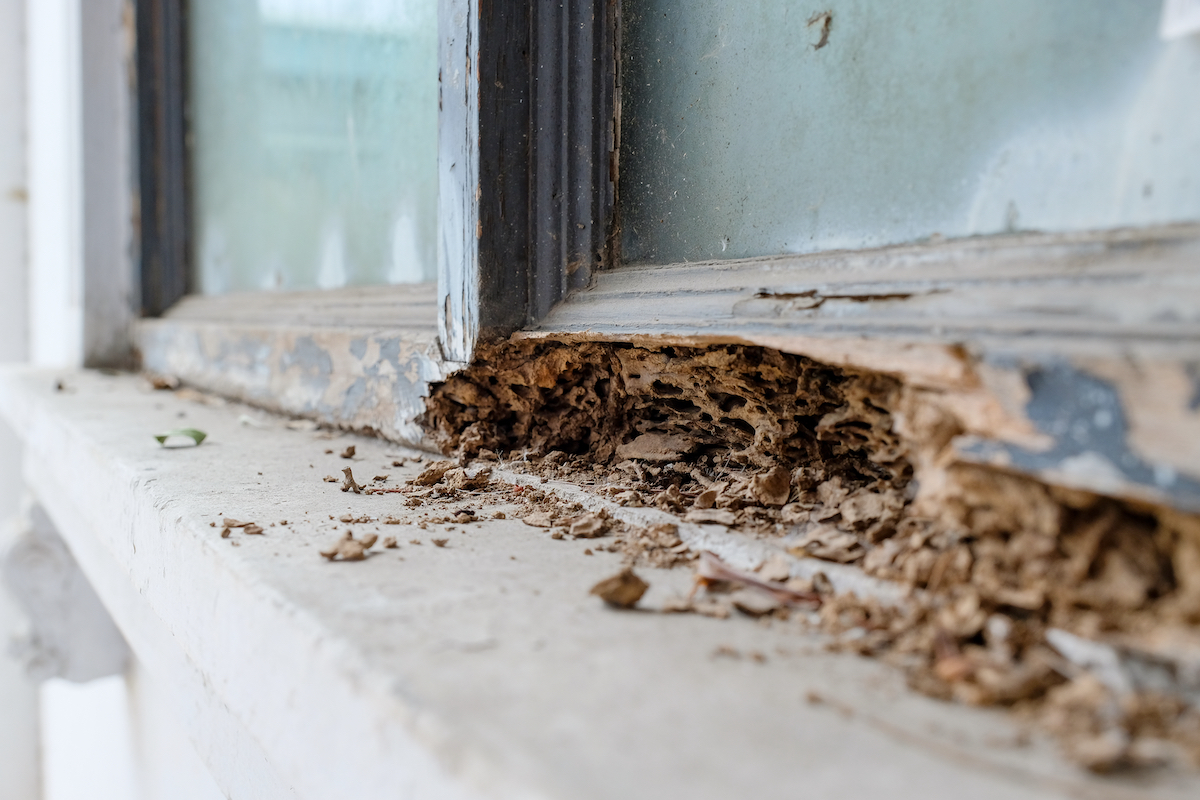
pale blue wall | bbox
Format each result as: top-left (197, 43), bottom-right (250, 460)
top-left (620, 0), bottom-right (1200, 264)
top-left (190, 0), bottom-right (438, 293)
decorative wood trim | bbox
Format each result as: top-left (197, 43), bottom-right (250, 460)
top-left (529, 0), bottom-right (618, 320)
top-left (438, 0), bottom-right (619, 362)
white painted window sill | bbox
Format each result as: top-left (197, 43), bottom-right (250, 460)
top-left (0, 367), bottom-right (1194, 799)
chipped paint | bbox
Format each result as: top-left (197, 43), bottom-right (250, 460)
top-left (138, 321), bottom-right (447, 448)
top-left (958, 361), bottom-right (1200, 513)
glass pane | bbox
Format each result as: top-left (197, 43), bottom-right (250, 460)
top-left (189, 0), bottom-right (437, 293)
top-left (620, 0), bottom-right (1200, 265)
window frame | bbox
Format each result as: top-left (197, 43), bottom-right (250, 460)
top-left (135, 0), bottom-right (619, 358)
top-left (131, 0), bottom-right (1200, 515)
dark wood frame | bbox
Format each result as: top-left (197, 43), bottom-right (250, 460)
top-left (135, 0), bottom-right (190, 317)
top-left (438, 0), bottom-right (619, 361)
top-left (134, 0), bottom-right (620, 360)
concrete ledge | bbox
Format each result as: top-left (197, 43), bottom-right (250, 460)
top-left (2, 367), bottom-right (1197, 799)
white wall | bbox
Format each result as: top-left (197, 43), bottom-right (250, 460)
top-left (127, 660), bottom-right (226, 800)
top-left (0, 0), bottom-right (42, 797)
top-left (41, 676), bottom-right (139, 800)
top-left (26, 0), bottom-right (84, 368)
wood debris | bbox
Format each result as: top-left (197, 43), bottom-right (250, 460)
top-left (341, 467), bottom-right (364, 493)
top-left (340, 445), bottom-right (356, 459)
top-left (590, 569), bottom-right (649, 609)
top-left (413, 461), bottom-right (455, 486)
top-left (693, 551), bottom-right (821, 607)
top-left (220, 518), bottom-right (263, 536)
top-left (319, 531), bottom-right (376, 562)
top-left (522, 511), bottom-right (555, 528)
top-left (569, 513), bottom-right (608, 539)
top-left (418, 339), bottom-right (1200, 773)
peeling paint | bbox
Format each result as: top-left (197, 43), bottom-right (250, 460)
top-left (138, 321), bottom-right (446, 448)
top-left (960, 362), bottom-right (1200, 512)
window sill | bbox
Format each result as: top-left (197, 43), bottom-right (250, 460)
top-left (137, 284), bottom-right (443, 446)
top-left (1, 367), bottom-right (1195, 798)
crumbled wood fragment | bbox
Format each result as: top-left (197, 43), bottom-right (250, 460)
top-left (589, 568), bottom-right (649, 609)
top-left (323, 475), bottom-right (338, 483)
top-left (616, 432), bottom-right (697, 462)
top-left (684, 508), bottom-right (736, 526)
top-left (360, 533), bottom-right (378, 549)
top-left (341, 467), bottom-right (364, 493)
top-left (340, 445), bottom-right (356, 459)
top-left (220, 527), bottom-right (231, 539)
top-left (748, 466), bottom-right (791, 507)
top-left (223, 518), bottom-right (251, 527)
top-left (338, 514), bottom-right (374, 524)
top-left (654, 484), bottom-right (685, 512)
top-left (731, 590), bottom-right (781, 618)
top-left (373, 474), bottom-right (388, 482)
top-left (569, 513), bottom-right (608, 539)
top-left (694, 488), bottom-right (719, 509)
top-left (757, 553), bottom-right (792, 583)
top-left (243, 524), bottom-right (264, 535)
top-left (412, 461), bottom-right (455, 486)
top-left (432, 538), bottom-right (448, 547)
top-left (522, 510), bottom-right (555, 528)
top-left (319, 531), bottom-right (372, 562)
top-left (382, 536), bottom-right (398, 548)
top-left (444, 467), bottom-right (493, 490)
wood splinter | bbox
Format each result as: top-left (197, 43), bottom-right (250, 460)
top-left (341, 467), bottom-right (364, 493)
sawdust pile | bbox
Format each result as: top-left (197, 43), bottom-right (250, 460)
top-left (424, 340), bottom-right (1200, 773)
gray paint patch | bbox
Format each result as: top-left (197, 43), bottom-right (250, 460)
top-left (961, 362), bottom-right (1200, 511)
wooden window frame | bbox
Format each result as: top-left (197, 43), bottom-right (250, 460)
top-left (134, 0), bottom-right (1200, 516)
top-left (135, 0), bottom-right (619, 354)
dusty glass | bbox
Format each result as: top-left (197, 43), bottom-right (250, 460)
top-left (620, 0), bottom-right (1200, 265)
top-left (189, 0), bottom-right (437, 293)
